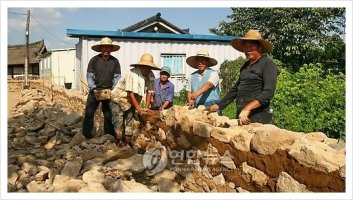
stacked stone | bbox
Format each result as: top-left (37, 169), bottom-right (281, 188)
top-left (7, 81), bottom-right (346, 193)
top-left (160, 106), bottom-right (346, 192)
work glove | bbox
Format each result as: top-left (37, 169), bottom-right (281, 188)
top-left (205, 104), bottom-right (219, 115)
top-left (93, 89), bottom-right (112, 101)
top-left (239, 109), bottom-right (251, 125)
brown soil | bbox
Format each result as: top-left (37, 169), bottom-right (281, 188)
top-left (8, 91), bottom-right (21, 118)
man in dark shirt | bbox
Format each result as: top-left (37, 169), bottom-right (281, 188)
top-left (151, 66), bottom-right (175, 110)
top-left (82, 37), bottom-right (121, 139)
top-left (207, 29), bottom-right (279, 125)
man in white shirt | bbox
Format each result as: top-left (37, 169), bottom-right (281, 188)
top-left (185, 49), bottom-right (221, 115)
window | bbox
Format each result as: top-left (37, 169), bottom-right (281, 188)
top-left (161, 54), bottom-right (185, 76)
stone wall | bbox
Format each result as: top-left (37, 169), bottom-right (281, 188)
top-left (7, 80), bottom-right (346, 192)
top-left (156, 106), bottom-right (346, 192)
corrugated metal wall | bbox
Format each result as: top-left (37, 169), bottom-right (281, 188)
top-left (75, 37), bottom-right (243, 93)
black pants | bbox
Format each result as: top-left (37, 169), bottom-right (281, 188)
top-left (236, 108), bottom-right (273, 124)
top-left (82, 91), bottom-right (114, 139)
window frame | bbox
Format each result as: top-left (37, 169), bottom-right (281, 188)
top-left (160, 53), bottom-right (186, 77)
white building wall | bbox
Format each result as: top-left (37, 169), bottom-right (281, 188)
top-left (39, 56), bottom-right (52, 80)
top-left (39, 49), bottom-right (76, 88)
top-left (76, 37), bottom-right (243, 93)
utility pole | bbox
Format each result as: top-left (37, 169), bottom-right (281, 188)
top-left (24, 10), bottom-right (30, 89)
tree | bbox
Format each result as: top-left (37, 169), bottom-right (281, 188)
top-left (219, 57), bottom-right (246, 93)
top-left (210, 8), bottom-right (346, 72)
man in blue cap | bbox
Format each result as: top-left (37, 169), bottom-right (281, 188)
top-left (151, 66), bottom-right (175, 110)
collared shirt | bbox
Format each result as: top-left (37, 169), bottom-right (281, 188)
top-left (87, 54), bottom-right (121, 89)
top-left (111, 67), bottom-right (155, 111)
top-left (153, 78), bottom-right (175, 108)
top-left (218, 55), bottom-right (279, 111)
top-left (186, 70), bottom-right (219, 92)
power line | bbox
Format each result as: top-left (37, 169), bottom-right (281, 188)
top-left (8, 11), bottom-right (74, 47)
top-left (30, 14), bottom-right (74, 46)
top-left (8, 11), bottom-right (27, 16)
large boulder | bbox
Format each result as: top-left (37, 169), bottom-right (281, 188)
top-left (112, 180), bottom-right (152, 192)
top-left (106, 154), bottom-right (145, 174)
top-left (241, 162), bottom-right (268, 186)
top-left (82, 169), bottom-right (105, 184)
top-left (288, 137), bottom-right (345, 174)
top-left (251, 130), bottom-right (301, 155)
top-left (60, 112), bottom-right (82, 126)
top-left (276, 172), bottom-right (309, 192)
top-left (60, 157), bottom-right (83, 178)
top-left (211, 127), bottom-right (238, 143)
top-left (229, 127), bottom-right (253, 152)
top-left (193, 121), bottom-right (213, 138)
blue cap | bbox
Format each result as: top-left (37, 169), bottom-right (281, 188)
top-left (160, 66), bottom-right (171, 75)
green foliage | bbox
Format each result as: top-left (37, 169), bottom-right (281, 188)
top-left (173, 88), bottom-right (188, 106)
top-left (210, 8), bottom-right (346, 73)
top-left (219, 57), bottom-right (246, 92)
top-left (220, 92), bottom-right (236, 119)
top-left (272, 63), bottom-right (345, 138)
top-left (218, 58), bottom-right (345, 139)
top-left (218, 57), bottom-right (246, 119)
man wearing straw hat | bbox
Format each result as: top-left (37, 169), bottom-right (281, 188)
top-left (207, 29), bottom-right (279, 125)
top-left (186, 49), bottom-right (221, 115)
top-left (82, 37), bottom-right (121, 139)
top-left (111, 53), bottom-right (160, 146)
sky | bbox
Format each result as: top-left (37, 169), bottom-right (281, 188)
top-left (7, 7), bottom-right (232, 50)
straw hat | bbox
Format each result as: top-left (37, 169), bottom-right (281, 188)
top-left (91, 37), bottom-right (120, 52)
top-left (186, 49), bottom-right (218, 69)
top-left (231, 29), bottom-right (273, 54)
top-left (130, 53), bottom-right (161, 70)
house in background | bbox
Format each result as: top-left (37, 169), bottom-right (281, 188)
top-left (39, 48), bottom-right (76, 89)
top-left (67, 13), bottom-right (242, 92)
top-left (121, 12), bottom-right (190, 34)
top-left (8, 40), bottom-right (47, 79)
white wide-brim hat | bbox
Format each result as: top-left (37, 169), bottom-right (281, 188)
top-left (186, 49), bottom-right (218, 69)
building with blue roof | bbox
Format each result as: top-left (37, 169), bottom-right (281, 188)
top-left (66, 13), bottom-right (242, 92)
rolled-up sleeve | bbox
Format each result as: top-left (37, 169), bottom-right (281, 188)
top-left (164, 84), bottom-right (175, 103)
top-left (207, 71), bottom-right (220, 86)
top-left (87, 72), bottom-right (96, 90)
top-left (255, 62), bottom-right (279, 106)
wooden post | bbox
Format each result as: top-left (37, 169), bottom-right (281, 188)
top-left (24, 10), bottom-right (30, 89)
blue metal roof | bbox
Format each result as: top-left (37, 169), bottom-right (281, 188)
top-left (66, 29), bottom-right (237, 42)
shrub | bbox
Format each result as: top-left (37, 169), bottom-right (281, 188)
top-left (173, 88), bottom-right (188, 106)
top-left (272, 63), bottom-right (345, 138)
top-left (218, 58), bottom-right (345, 139)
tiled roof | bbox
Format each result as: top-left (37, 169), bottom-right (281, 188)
top-left (121, 13), bottom-right (189, 34)
top-left (8, 40), bottom-right (47, 65)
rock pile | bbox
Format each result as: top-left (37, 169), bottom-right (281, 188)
top-left (7, 81), bottom-right (346, 192)
top-left (8, 89), bottom-right (150, 192)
